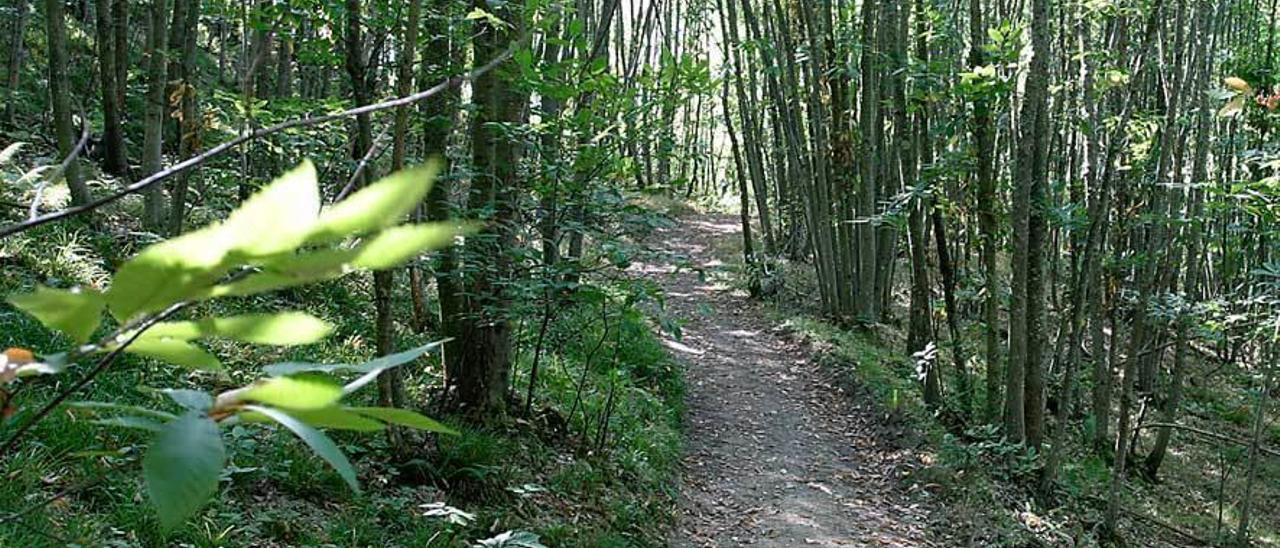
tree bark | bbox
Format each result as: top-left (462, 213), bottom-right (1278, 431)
top-left (451, 0), bottom-right (527, 418)
top-left (2, 0), bottom-right (29, 127)
top-left (95, 0), bottom-right (128, 175)
top-left (141, 0), bottom-right (171, 229)
top-left (43, 0), bottom-right (90, 205)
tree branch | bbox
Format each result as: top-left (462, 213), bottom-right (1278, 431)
top-left (0, 302), bottom-right (188, 458)
top-left (0, 47), bottom-right (516, 239)
top-left (28, 120), bottom-right (91, 221)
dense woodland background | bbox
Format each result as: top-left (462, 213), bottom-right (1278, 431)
top-left (0, 0), bottom-right (1277, 545)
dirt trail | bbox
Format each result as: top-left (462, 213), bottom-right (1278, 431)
top-left (639, 213), bottom-right (936, 547)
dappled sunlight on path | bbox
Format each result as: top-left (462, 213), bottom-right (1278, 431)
top-left (638, 213), bottom-right (937, 547)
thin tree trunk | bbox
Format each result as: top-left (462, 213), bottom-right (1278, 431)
top-left (113, 0), bottom-right (129, 115)
top-left (141, 0), bottom-right (171, 229)
top-left (95, 0), bottom-right (128, 175)
top-left (2, 0), bottom-right (29, 127)
top-left (43, 0), bottom-right (90, 205)
top-left (166, 0), bottom-right (199, 235)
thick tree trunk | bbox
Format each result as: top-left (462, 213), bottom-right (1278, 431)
top-left (451, 0), bottom-right (527, 418)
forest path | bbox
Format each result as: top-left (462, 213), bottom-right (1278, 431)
top-left (639, 212), bottom-right (935, 547)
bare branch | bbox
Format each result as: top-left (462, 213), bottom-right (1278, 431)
top-left (334, 121), bottom-right (393, 203)
top-left (0, 47), bottom-right (516, 239)
top-left (28, 120), bottom-right (91, 221)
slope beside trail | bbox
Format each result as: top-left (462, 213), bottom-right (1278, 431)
top-left (637, 212), bottom-right (938, 547)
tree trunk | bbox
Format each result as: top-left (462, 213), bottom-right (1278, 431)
top-left (141, 0), bottom-right (171, 229)
top-left (451, 0), bottom-right (527, 418)
top-left (2, 0), bottom-right (29, 127)
top-left (43, 0), bottom-right (90, 205)
top-left (969, 0), bottom-right (1002, 424)
top-left (113, 0), bottom-right (129, 115)
top-left (422, 0), bottom-right (465, 390)
top-left (166, 0), bottom-right (199, 235)
top-left (95, 0), bottom-right (128, 175)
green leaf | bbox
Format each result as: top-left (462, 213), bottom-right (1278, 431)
top-left (242, 376), bottom-right (343, 410)
top-left (206, 221), bottom-right (473, 299)
top-left (147, 313), bottom-right (333, 346)
top-left (7, 286), bottom-right (105, 344)
top-left (105, 162), bottom-right (320, 321)
top-left (163, 389), bottom-right (214, 411)
top-left (69, 401), bottom-right (178, 421)
top-left (1219, 95), bottom-right (1247, 118)
top-left (222, 160), bottom-right (321, 257)
top-left (476, 530), bottom-right (547, 548)
top-left (143, 412), bottom-right (225, 532)
top-left (465, 7), bottom-right (511, 29)
top-left (246, 405), bottom-right (359, 492)
top-left (350, 222), bottom-right (479, 270)
top-left (105, 228), bottom-right (236, 322)
top-left (92, 416), bottom-right (164, 432)
top-left (125, 338), bottom-right (223, 371)
top-left (349, 407), bottom-right (457, 435)
top-left (305, 162), bottom-right (441, 244)
top-left (263, 340), bottom-right (445, 376)
top-left (283, 407), bottom-right (385, 431)
top-left (205, 267), bottom-right (346, 299)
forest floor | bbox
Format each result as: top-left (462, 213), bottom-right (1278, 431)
top-left (638, 212), bottom-right (938, 547)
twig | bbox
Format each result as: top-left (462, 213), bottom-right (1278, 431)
top-left (0, 47), bottom-right (517, 239)
top-left (334, 121), bottom-right (393, 202)
top-left (0, 302), bottom-right (188, 458)
top-left (1134, 421), bottom-right (1280, 459)
top-left (1119, 504), bottom-right (1209, 545)
top-left (28, 120), bottom-right (90, 221)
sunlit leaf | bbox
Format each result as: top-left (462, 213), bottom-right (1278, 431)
top-left (105, 228), bottom-right (236, 321)
top-left (305, 161), bottom-right (440, 244)
top-left (242, 376), bottom-right (343, 410)
top-left (1224, 76), bottom-right (1251, 92)
top-left (278, 407), bottom-right (386, 431)
top-left (349, 407), bottom-right (457, 434)
top-left (106, 162), bottom-right (320, 321)
top-left (222, 160), bottom-right (321, 257)
top-left (7, 286), bottom-right (105, 344)
top-left (263, 340), bottom-right (444, 376)
top-left (0, 142), bottom-right (23, 165)
top-left (143, 412), bottom-right (225, 532)
top-left (420, 502), bottom-right (475, 525)
top-left (1219, 95), bottom-right (1247, 118)
top-left (147, 313), bottom-right (333, 346)
top-left (245, 405), bottom-right (359, 491)
top-left (125, 338), bottom-right (223, 371)
top-left (350, 222), bottom-right (479, 270)
top-left (465, 7), bottom-right (511, 29)
top-left (475, 530), bottom-right (547, 548)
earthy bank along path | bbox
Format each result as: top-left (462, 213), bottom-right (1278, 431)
top-left (639, 213), bottom-right (937, 547)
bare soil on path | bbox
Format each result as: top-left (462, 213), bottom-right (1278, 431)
top-left (639, 213), bottom-right (939, 547)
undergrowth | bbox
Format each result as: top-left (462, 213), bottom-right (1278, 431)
top-left (718, 227), bottom-right (1280, 546)
top-left (0, 223), bottom-right (683, 546)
